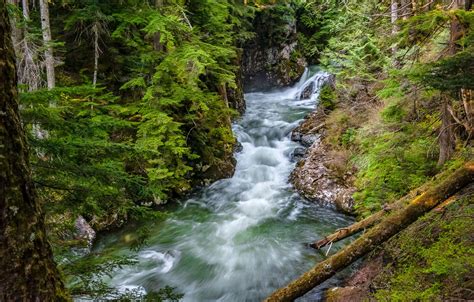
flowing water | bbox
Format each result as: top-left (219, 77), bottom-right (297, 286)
top-left (94, 69), bottom-right (354, 301)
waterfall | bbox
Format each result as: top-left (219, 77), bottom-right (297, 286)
top-left (294, 69), bottom-right (332, 102)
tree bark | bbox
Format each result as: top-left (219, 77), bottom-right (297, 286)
top-left (153, 0), bottom-right (163, 52)
top-left (92, 22), bottom-right (99, 87)
top-left (391, 0), bottom-right (399, 58)
top-left (0, 1), bottom-right (68, 300)
top-left (265, 162), bottom-right (474, 302)
top-left (6, 0), bottom-right (20, 52)
top-left (309, 168), bottom-right (455, 249)
top-left (39, 0), bottom-right (55, 89)
top-left (438, 96), bottom-right (456, 166)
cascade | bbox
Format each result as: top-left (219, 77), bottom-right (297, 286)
top-left (93, 70), bottom-right (351, 302)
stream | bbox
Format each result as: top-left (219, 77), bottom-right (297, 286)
top-left (94, 69), bottom-right (354, 301)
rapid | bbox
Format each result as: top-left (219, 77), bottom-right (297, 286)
top-left (94, 69), bottom-right (353, 301)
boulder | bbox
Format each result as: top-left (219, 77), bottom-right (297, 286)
top-left (301, 134), bottom-right (320, 147)
top-left (300, 82), bottom-right (315, 100)
top-left (75, 215), bottom-right (96, 248)
top-left (291, 147), bottom-right (307, 161)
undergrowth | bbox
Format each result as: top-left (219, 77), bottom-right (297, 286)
top-left (372, 194), bottom-right (474, 301)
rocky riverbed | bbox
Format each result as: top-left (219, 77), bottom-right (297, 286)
top-left (290, 98), bottom-right (356, 215)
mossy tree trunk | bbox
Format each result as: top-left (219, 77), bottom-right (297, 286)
top-left (0, 1), bottom-right (69, 300)
top-left (266, 163), bottom-right (474, 302)
top-left (309, 167), bottom-right (461, 249)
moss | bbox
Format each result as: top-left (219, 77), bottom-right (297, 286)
top-left (319, 85), bottom-right (337, 111)
top-left (371, 195), bottom-right (474, 301)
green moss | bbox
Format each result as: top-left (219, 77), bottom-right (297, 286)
top-left (372, 196), bottom-right (474, 301)
top-left (319, 85), bottom-right (336, 111)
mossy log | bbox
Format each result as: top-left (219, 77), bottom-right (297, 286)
top-left (310, 179), bottom-right (437, 249)
top-left (265, 162), bottom-right (474, 302)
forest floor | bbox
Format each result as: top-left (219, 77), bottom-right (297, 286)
top-left (290, 77), bottom-right (474, 301)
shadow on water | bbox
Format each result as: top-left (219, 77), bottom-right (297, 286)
top-left (93, 69), bottom-right (355, 302)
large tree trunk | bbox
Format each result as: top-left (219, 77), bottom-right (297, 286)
top-left (39, 0), bottom-right (55, 89)
top-left (0, 1), bottom-right (68, 300)
top-left (309, 167), bottom-right (457, 249)
top-left (265, 163), bottom-right (474, 302)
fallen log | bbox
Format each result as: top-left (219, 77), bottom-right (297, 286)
top-left (309, 166), bottom-right (464, 250)
top-left (265, 162), bottom-right (474, 302)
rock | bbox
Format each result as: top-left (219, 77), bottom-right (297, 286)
top-left (242, 5), bottom-right (306, 91)
top-left (75, 215), bottom-right (96, 248)
top-left (290, 142), bottom-right (355, 211)
top-left (291, 130), bottom-right (302, 142)
top-left (291, 147), bottom-right (307, 161)
top-left (301, 134), bottom-right (320, 147)
top-left (300, 82), bottom-right (315, 100)
top-left (325, 255), bottom-right (383, 301)
top-left (234, 141), bottom-right (243, 153)
top-left (227, 51), bottom-right (246, 116)
top-left (335, 190), bottom-right (356, 215)
top-left (325, 286), bottom-right (367, 302)
top-left (290, 105), bottom-right (355, 213)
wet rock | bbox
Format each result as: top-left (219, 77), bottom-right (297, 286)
top-left (290, 141), bottom-right (355, 212)
top-left (300, 82), bottom-right (315, 100)
top-left (291, 147), bottom-right (307, 161)
top-left (227, 51), bottom-right (246, 116)
top-left (301, 134), bottom-right (319, 147)
top-left (234, 141), bottom-right (243, 153)
top-left (75, 215), bottom-right (96, 248)
top-left (291, 130), bottom-right (302, 142)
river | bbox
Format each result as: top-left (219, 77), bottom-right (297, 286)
top-left (94, 69), bottom-right (354, 301)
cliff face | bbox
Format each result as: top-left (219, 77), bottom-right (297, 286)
top-left (242, 5), bottom-right (306, 91)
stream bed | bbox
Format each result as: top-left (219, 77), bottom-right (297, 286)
top-left (93, 69), bottom-right (354, 301)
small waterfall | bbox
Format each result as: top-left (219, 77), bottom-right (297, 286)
top-left (294, 70), bottom-right (332, 102)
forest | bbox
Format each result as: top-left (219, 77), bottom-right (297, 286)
top-left (0, 0), bottom-right (473, 301)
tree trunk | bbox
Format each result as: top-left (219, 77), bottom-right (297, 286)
top-left (39, 0), bottom-right (55, 89)
top-left (6, 0), bottom-right (20, 53)
top-left (401, 0), bottom-right (412, 20)
top-left (438, 97), bottom-right (456, 167)
top-left (92, 22), bottom-right (99, 87)
top-left (461, 88), bottom-right (474, 136)
top-left (265, 163), bottom-right (474, 302)
top-left (411, 0), bottom-right (417, 15)
top-left (309, 167), bottom-right (456, 249)
top-left (391, 0), bottom-right (399, 57)
top-left (153, 0), bottom-right (163, 52)
top-left (20, 0), bottom-right (41, 91)
top-left (218, 83), bottom-right (232, 126)
top-left (21, 0), bottom-right (28, 17)
top-left (0, 1), bottom-right (68, 300)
